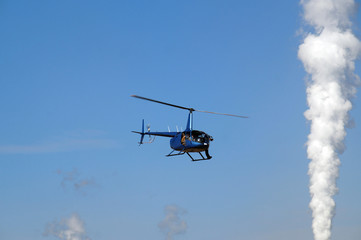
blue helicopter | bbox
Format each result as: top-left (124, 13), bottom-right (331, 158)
top-left (131, 95), bottom-right (247, 161)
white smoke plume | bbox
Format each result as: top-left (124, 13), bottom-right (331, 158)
top-left (298, 0), bottom-right (361, 240)
top-left (158, 205), bottom-right (187, 240)
top-left (43, 213), bottom-right (91, 240)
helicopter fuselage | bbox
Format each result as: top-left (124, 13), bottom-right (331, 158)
top-left (170, 130), bottom-right (212, 153)
top-left (132, 114), bottom-right (215, 161)
top-left (132, 115), bottom-right (214, 160)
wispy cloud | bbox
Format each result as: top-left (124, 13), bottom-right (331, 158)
top-left (57, 169), bottom-right (96, 195)
top-left (0, 130), bottom-right (119, 154)
top-left (158, 205), bottom-right (187, 240)
top-left (44, 213), bottom-right (91, 240)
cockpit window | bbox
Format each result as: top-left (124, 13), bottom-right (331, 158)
top-left (191, 131), bottom-right (207, 143)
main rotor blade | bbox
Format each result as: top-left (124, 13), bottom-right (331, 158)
top-left (131, 95), bottom-right (248, 118)
top-left (131, 95), bottom-right (193, 111)
top-left (195, 110), bottom-right (248, 118)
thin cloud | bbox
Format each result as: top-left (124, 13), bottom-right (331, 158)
top-left (0, 130), bottom-right (119, 154)
top-left (57, 169), bottom-right (96, 194)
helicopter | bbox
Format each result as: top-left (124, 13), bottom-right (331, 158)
top-left (131, 95), bottom-right (248, 161)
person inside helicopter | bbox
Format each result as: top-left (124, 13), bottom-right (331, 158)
top-left (181, 132), bottom-right (191, 146)
top-left (191, 131), bottom-right (206, 143)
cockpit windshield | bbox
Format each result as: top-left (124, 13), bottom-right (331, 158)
top-left (191, 131), bottom-right (207, 143)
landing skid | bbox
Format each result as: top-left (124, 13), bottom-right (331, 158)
top-left (166, 150), bottom-right (186, 157)
top-left (166, 150), bottom-right (212, 161)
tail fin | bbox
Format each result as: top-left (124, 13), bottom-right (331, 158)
top-left (140, 119), bottom-right (145, 144)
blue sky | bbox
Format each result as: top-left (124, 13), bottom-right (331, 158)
top-left (1, 0), bottom-right (361, 239)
